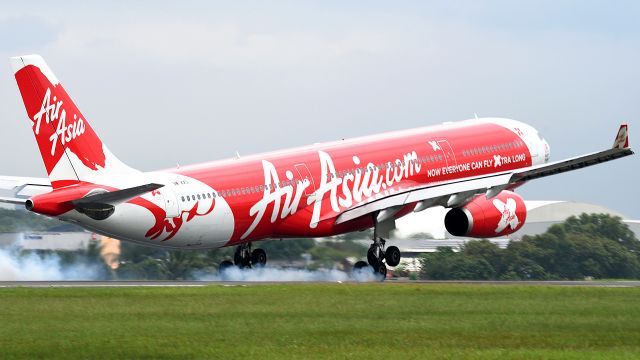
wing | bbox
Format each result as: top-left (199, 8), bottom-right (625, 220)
top-left (0, 176), bottom-right (52, 205)
top-left (335, 124), bottom-right (633, 225)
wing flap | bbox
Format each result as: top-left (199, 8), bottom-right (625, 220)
top-left (336, 173), bottom-right (512, 224)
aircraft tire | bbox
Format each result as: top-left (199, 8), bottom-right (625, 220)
top-left (353, 261), bottom-right (369, 271)
top-left (385, 246), bottom-right (401, 267)
top-left (251, 248), bottom-right (267, 267)
top-left (375, 263), bottom-right (387, 281)
top-left (219, 260), bottom-right (234, 273)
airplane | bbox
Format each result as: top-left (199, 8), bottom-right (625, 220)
top-left (0, 55), bottom-right (633, 279)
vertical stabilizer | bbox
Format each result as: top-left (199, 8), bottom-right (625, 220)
top-left (10, 55), bottom-right (138, 188)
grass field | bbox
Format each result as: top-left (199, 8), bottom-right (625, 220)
top-left (1, 284), bottom-right (639, 359)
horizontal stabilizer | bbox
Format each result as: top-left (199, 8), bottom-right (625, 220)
top-left (0, 196), bottom-right (27, 205)
top-left (72, 183), bottom-right (164, 208)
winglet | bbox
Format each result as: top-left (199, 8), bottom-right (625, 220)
top-left (613, 124), bottom-right (629, 149)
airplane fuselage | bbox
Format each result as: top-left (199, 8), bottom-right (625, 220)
top-left (57, 118), bottom-right (548, 249)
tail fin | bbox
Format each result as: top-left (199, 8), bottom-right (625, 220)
top-left (612, 124), bottom-right (629, 149)
top-left (10, 55), bottom-right (137, 188)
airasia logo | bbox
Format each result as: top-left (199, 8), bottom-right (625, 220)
top-left (613, 126), bottom-right (628, 149)
top-left (33, 87), bottom-right (86, 157)
top-left (493, 198), bottom-right (519, 233)
top-left (15, 65), bottom-right (106, 174)
top-left (241, 150), bottom-right (421, 239)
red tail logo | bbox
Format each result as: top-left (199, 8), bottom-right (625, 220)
top-left (15, 65), bottom-right (106, 175)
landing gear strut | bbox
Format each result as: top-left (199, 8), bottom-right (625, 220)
top-left (219, 242), bottom-right (267, 273)
top-left (366, 238), bottom-right (401, 279)
top-left (354, 214), bottom-right (402, 281)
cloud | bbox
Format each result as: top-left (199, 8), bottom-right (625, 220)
top-left (0, 15), bottom-right (61, 53)
top-left (46, 18), bottom-right (392, 70)
top-left (0, 2), bottom-right (637, 218)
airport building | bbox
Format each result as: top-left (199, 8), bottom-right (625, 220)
top-left (0, 231), bottom-right (95, 251)
top-left (0, 230), bottom-right (121, 270)
top-left (514, 201), bottom-right (640, 239)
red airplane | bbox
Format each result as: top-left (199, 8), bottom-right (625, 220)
top-left (0, 55), bottom-right (633, 278)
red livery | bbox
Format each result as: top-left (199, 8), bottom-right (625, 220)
top-left (1, 55), bottom-right (633, 279)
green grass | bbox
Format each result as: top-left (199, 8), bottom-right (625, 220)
top-left (1, 284), bottom-right (639, 359)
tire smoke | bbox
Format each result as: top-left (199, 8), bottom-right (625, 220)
top-left (199, 265), bottom-right (383, 282)
top-left (0, 248), bottom-right (103, 281)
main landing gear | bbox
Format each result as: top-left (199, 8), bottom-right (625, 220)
top-left (218, 242), bottom-right (267, 273)
top-left (353, 215), bottom-right (401, 281)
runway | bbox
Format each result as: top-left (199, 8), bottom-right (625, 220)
top-left (2, 280), bottom-right (640, 287)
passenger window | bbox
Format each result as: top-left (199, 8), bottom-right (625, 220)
top-left (181, 196), bottom-right (185, 202)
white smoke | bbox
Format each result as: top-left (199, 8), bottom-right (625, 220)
top-left (0, 249), bottom-right (103, 281)
top-left (0, 248), bottom-right (384, 282)
top-left (198, 265), bottom-right (383, 282)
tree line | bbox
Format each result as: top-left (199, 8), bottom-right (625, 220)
top-left (420, 214), bottom-right (640, 280)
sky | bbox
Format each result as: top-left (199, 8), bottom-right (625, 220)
top-left (0, 1), bottom-right (638, 220)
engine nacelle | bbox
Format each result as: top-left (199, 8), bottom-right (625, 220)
top-left (444, 190), bottom-right (526, 238)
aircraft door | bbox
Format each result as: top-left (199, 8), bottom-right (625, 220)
top-left (438, 140), bottom-right (457, 167)
top-left (428, 139), bottom-right (457, 167)
top-left (160, 186), bottom-right (181, 218)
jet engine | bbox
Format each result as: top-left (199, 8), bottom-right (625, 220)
top-left (444, 190), bottom-right (526, 238)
